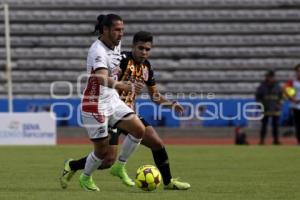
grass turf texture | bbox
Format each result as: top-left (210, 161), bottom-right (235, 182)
top-left (0, 145), bottom-right (299, 200)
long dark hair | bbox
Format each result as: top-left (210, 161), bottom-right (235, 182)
top-left (93, 14), bottom-right (123, 34)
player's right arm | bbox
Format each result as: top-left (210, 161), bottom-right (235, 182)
top-left (94, 68), bottom-right (133, 93)
top-left (147, 84), bottom-right (184, 115)
top-left (92, 48), bottom-right (133, 93)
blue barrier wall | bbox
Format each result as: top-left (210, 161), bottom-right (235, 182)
top-left (0, 98), bottom-right (292, 127)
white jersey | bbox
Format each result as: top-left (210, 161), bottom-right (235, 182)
top-left (82, 39), bottom-right (122, 113)
top-left (291, 80), bottom-right (300, 110)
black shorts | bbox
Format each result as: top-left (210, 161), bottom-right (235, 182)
top-left (108, 116), bottom-right (150, 145)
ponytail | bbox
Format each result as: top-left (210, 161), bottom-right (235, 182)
top-left (93, 14), bottom-right (106, 34)
top-left (93, 14), bottom-right (123, 35)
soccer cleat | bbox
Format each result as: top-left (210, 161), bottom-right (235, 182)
top-left (164, 178), bottom-right (191, 190)
top-left (110, 162), bottom-right (135, 187)
top-left (60, 159), bottom-right (76, 189)
top-left (79, 174), bottom-right (100, 191)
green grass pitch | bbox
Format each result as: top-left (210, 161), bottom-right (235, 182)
top-left (0, 145), bottom-right (300, 200)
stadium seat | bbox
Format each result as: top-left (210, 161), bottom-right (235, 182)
top-left (4, 0), bottom-right (300, 10)
top-left (1, 0), bottom-right (300, 97)
top-left (3, 8), bottom-right (300, 23)
top-left (2, 23), bottom-right (300, 36)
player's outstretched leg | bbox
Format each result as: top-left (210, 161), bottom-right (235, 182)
top-left (110, 133), bottom-right (142, 186)
top-left (59, 159), bottom-right (76, 189)
top-left (110, 115), bottom-right (145, 187)
top-left (142, 126), bottom-right (191, 190)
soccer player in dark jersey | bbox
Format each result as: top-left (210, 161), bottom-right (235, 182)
top-left (60, 31), bottom-right (190, 190)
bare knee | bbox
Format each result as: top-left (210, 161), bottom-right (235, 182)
top-left (117, 115), bottom-right (146, 139)
top-left (132, 124), bottom-right (145, 139)
top-left (141, 126), bottom-right (164, 150)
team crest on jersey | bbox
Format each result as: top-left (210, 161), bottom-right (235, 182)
top-left (95, 56), bottom-right (102, 63)
top-left (143, 66), bottom-right (149, 81)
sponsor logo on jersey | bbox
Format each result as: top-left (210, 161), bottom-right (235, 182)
top-left (97, 126), bottom-right (106, 134)
top-left (95, 56), bottom-right (102, 63)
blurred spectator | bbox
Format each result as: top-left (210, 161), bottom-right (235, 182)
top-left (284, 64), bottom-right (300, 144)
top-left (234, 126), bottom-right (248, 145)
top-left (256, 70), bottom-right (283, 145)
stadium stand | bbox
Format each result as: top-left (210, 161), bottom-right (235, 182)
top-left (1, 0), bottom-right (300, 98)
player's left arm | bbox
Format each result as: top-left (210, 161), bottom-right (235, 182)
top-left (144, 63), bottom-right (184, 114)
top-left (147, 85), bottom-right (184, 115)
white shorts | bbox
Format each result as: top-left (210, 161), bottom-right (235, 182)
top-left (81, 98), bottom-right (134, 140)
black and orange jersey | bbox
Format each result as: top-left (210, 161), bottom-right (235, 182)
top-left (119, 51), bottom-right (156, 109)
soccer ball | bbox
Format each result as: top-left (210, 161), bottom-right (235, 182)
top-left (285, 86), bottom-right (296, 98)
top-left (135, 165), bottom-right (161, 191)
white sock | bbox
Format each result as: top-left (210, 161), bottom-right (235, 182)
top-left (83, 152), bottom-right (103, 176)
top-left (118, 134), bottom-right (142, 164)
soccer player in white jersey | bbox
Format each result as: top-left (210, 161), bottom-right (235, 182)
top-left (61, 31), bottom-right (191, 190)
top-left (60, 14), bottom-right (146, 191)
top-left (284, 64), bottom-right (300, 144)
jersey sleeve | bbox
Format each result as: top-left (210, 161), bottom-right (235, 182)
top-left (93, 49), bottom-right (108, 70)
top-left (145, 64), bottom-right (156, 86)
top-left (118, 52), bottom-right (130, 80)
top-left (119, 52), bottom-right (129, 72)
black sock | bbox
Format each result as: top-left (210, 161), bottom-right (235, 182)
top-left (152, 147), bottom-right (172, 185)
top-left (69, 156), bottom-right (107, 171)
top-left (69, 157), bottom-right (87, 171)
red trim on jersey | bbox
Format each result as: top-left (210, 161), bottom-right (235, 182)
top-left (285, 80), bottom-right (294, 88)
top-left (92, 113), bottom-right (105, 123)
top-left (82, 69), bottom-right (101, 113)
